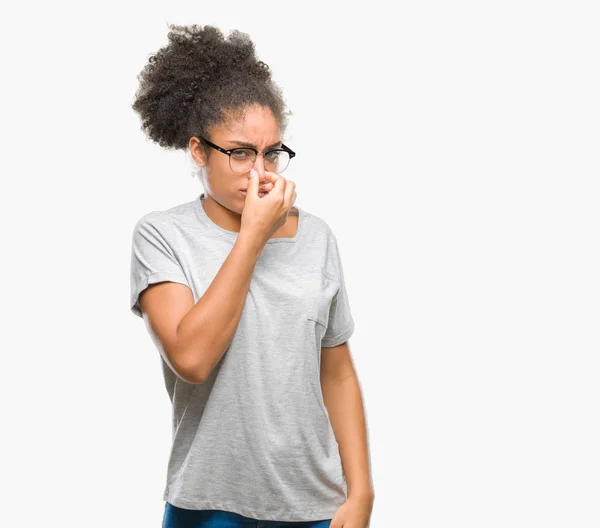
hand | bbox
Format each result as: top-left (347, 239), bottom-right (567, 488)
top-left (257, 172), bottom-right (275, 197)
top-left (330, 495), bottom-right (374, 528)
top-left (240, 167), bottom-right (297, 246)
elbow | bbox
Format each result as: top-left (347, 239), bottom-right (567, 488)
top-left (167, 326), bottom-right (210, 384)
top-left (173, 355), bottom-right (208, 385)
top-left (167, 344), bottom-right (208, 385)
top-left (172, 320), bottom-right (209, 385)
top-left (175, 364), bottom-right (206, 385)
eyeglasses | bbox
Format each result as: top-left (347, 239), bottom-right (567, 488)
top-left (196, 135), bottom-right (296, 174)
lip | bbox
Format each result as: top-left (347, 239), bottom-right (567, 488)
top-left (240, 189), bottom-right (247, 193)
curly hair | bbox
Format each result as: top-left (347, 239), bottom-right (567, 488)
top-left (131, 24), bottom-right (291, 167)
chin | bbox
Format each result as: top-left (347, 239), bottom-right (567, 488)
top-left (231, 195), bottom-right (245, 214)
top-left (208, 192), bottom-right (245, 216)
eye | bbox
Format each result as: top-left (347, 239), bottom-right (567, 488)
top-left (265, 150), bottom-right (280, 162)
top-left (231, 149), bottom-right (251, 159)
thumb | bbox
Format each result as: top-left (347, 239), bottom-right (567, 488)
top-left (247, 168), bottom-right (259, 195)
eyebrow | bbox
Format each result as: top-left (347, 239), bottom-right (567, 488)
top-left (227, 139), bottom-right (282, 150)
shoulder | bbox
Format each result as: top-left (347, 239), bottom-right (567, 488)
top-left (299, 207), bottom-right (346, 278)
top-left (132, 196), bottom-right (197, 234)
top-left (164, 198), bottom-right (197, 222)
top-left (300, 207), bottom-right (337, 244)
top-left (132, 209), bottom-right (165, 233)
top-left (131, 209), bottom-right (173, 242)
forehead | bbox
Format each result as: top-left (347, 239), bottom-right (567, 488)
top-left (213, 105), bottom-right (280, 146)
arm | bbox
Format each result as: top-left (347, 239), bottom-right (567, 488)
top-left (320, 341), bottom-right (375, 505)
top-left (139, 231), bottom-right (265, 384)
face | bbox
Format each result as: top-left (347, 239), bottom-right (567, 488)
top-left (190, 104), bottom-right (282, 219)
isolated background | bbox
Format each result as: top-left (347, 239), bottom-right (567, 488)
top-left (1, 1), bottom-right (598, 526)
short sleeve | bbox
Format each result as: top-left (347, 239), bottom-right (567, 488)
top-left (130, 211), bottom-right (190, 318)
top-left (321, 234), bottom-right (355, 348)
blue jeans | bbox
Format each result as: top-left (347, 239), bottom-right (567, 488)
top-left (162, 502), bottom-right (332, 528)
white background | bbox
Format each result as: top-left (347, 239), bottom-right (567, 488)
top-left (1, 1), bottom-right (598, 526)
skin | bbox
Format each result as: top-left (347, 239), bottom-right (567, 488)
top-left (322, 345), bottom-right (375, 527)
top-left (188, 104), bottom-right (298, 239)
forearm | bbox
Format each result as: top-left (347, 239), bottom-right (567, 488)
top-left (321, 370), bottom-right (374, 501)
top-left (176, 231), bottom-right (265, 382)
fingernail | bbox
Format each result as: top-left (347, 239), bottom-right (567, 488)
top-left (250, 168), bottom-right (257, 178)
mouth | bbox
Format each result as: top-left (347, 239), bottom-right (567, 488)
top-left (240, 189), bottom-right (247, 194)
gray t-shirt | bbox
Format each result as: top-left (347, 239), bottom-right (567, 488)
top-left (130, 192), bottom-right (355, 522)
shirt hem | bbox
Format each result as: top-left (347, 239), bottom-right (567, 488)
top-left (130, 269), bottom-right (190, 318)
top-left (163, 490), bottom-right (341, 522)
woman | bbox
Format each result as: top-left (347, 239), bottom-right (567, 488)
top-left (130, 24), bottom-right (374, 528)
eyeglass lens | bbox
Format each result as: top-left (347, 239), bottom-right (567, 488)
top-left (229, 149), bottom-right (291, 174)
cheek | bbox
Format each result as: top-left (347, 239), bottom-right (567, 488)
top-left (205, 163), bottom-right (235, 190)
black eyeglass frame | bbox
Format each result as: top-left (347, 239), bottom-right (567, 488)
top-left (195, 135), bottom-right (296, 173)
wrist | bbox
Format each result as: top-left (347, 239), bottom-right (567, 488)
top-left (236, 230), bottom-right (266, 255)
top-left (348, 486), bottom-right (375, 504)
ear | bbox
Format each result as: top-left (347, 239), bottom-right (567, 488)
top-left (189, 136), bottom-right (208, 167)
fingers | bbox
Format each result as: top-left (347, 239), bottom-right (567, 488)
top-left (283, 177), bottom-right (296, 209)
top-left (261, 171), bottom-right (295, 208)
top-left (249, 170), bottom-right (276, 196)
top-left (263, 170), bottom-right (278, 184)
top-left (260, 171), bottom-right (278, 193)
top-left (268, 171), bottom-right (286, 195)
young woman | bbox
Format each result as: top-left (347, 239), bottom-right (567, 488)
top-left (130, 24), bottom-right (374, 528)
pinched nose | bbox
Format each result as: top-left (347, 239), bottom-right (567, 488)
top-left (247, 153), bottom-right (267, 178)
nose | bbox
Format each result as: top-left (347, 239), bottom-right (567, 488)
top-left (250, 153), bottom-right (266, 178)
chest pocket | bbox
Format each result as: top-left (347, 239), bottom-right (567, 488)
top-left (305, 268), bottom-right (340, 332)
